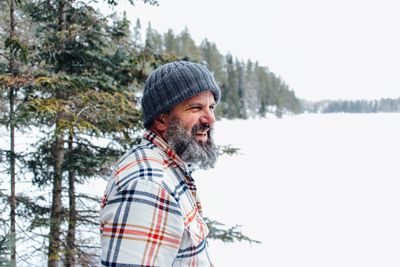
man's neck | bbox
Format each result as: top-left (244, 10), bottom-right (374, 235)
top-left (148, 125), bottom-right (168, 143)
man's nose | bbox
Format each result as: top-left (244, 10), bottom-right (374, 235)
top-left (200, 108), bottom-right (215, 125)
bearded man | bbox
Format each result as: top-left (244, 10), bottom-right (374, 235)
top-left (100, 61), bottom-right (220, 266)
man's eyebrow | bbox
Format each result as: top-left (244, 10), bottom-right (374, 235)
top-left (184, 99), bottom-right (216, 108)
top-left (190, 102), bottom-right (202, 105)
top-left (187, 101), bottom-right (216, 107)
top-left (186, 102), bottom-right (204, 107)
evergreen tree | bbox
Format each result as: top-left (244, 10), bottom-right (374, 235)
top-left (163, 28), bottom-right (179, 55)
top-left (199, 39), bottom-right (226, 118)
top-left (132, 18), bottom-right (143, 48)
top-left (243, 60), bottom-right (258, 117)
top-left (235, 59), bottom-right (247, 119)
top-left (5, 0), bottom-right (17, 263)
top-left (178, 27), bottom-right (201, 60)
top-left (222, 53), bottom-right (240, 118)
top-left (199, 39), bottom-right (226, 83)
top-left (145, 22), bottom-right (162, 53)
top-left (0, 0), bottom-right (31, 264)
top-left (17, 1), bottom-right (144, 265)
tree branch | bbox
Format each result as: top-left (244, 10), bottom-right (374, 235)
top-left (0, 51), bottom-right (10, 61)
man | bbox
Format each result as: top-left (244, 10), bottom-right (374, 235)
top-left (100, 61), bottom-right (221, 266)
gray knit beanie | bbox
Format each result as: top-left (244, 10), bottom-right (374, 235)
top-left (141, 61), bottom-right (221, 128)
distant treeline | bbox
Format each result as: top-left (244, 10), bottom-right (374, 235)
top-left (141, 22), bottom-right (302, 118)
top-left (302, 98), bottom-right (400, 113)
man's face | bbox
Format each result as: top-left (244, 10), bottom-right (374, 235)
top-left (163, 91), bottom-right (218, 169)
top-left (168, 90), bottom-right (216, 143)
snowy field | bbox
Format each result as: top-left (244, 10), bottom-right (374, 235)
top-left (4, 113), bottom-right (400, 266)
top-left (195, 113), bottom-right (400, 267)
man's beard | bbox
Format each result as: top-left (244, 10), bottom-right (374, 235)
top-left (165, 117), bottom-right (219, 169)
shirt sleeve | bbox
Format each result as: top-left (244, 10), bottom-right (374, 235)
top-left (100, 179), bottom-right (184, 266)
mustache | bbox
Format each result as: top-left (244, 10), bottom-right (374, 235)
top-left (191, 123), bottom-right (211, 133)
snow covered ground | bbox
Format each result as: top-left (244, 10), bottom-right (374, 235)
top-left (195, 113), bottom-right (400, 267)
top-left (3, 113), bottom-right (399, 266)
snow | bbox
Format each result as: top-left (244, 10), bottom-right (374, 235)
top-left (3, 113), bottom-right (400, 266)
top-left (195, 113), bottom-right (400, 267)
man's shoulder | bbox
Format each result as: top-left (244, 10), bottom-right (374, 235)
top-left (121, 141), bottom-right (166, 165)
top-left (109, 141), bottom-right (170, 191)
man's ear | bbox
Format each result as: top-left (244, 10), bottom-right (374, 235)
top-left (153, 113), bottom-right (169, 132)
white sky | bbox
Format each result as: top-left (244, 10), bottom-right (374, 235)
top-left (103, 0), bottom-right (400, 101)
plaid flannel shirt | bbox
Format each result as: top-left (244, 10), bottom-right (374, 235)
top-left (100, 130), bottom-right (213, 266)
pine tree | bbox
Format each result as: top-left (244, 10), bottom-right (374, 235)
top-left (145, 22), bottom-right (162, 53)
top-left (163, 28), bottom-right (179, 55)
top-left (178, 27), bottom-right (201, 60)
top-left (6, 0), bottom-right (17, 263)
top-left (244, 61), bottom-right (264, 117)
top-left (222, 53), bottom-right (240, 118)
top-left (132, 18), bottom-right (143, 48)
top-left (235, 59), bottom-right (247, 119)
top-left (199, 39), bottom-right (226, 83)
top-left (18, 1), bottom-right (144, 264)
top-left (0, 0), bottom-right (31, 264)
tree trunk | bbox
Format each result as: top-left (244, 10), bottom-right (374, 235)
top-left (48, 126), bottom-right (64, 267)
top-left (9, 86), bottom-right (16, 267)
top-left (9, 0), bottom-right (17, 265)
top-left (48, 0), bottom-right (67, 265)
top-left (66, 133), bottom-right (76, 267)
top-left (57, 0), bottom-right (65, 32)
top-left (9, 87), bottom-right (16, 267)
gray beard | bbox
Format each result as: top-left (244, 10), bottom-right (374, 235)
top-left (165, 117), bottom-right (219, 169)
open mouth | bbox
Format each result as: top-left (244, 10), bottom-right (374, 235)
top-left (195, 131), bottom-right (208, 141)
top-left (192, 124), bottom-right (211, 142)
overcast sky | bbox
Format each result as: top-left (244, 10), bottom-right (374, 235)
top-left (102, 0), bottom-right (400, 101)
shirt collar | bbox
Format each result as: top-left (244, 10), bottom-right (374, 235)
top-left (143, 129), bottom-right (192, 176)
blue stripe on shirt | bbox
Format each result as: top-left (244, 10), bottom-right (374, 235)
top-left (176, 240), bottom-right (206, 258)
